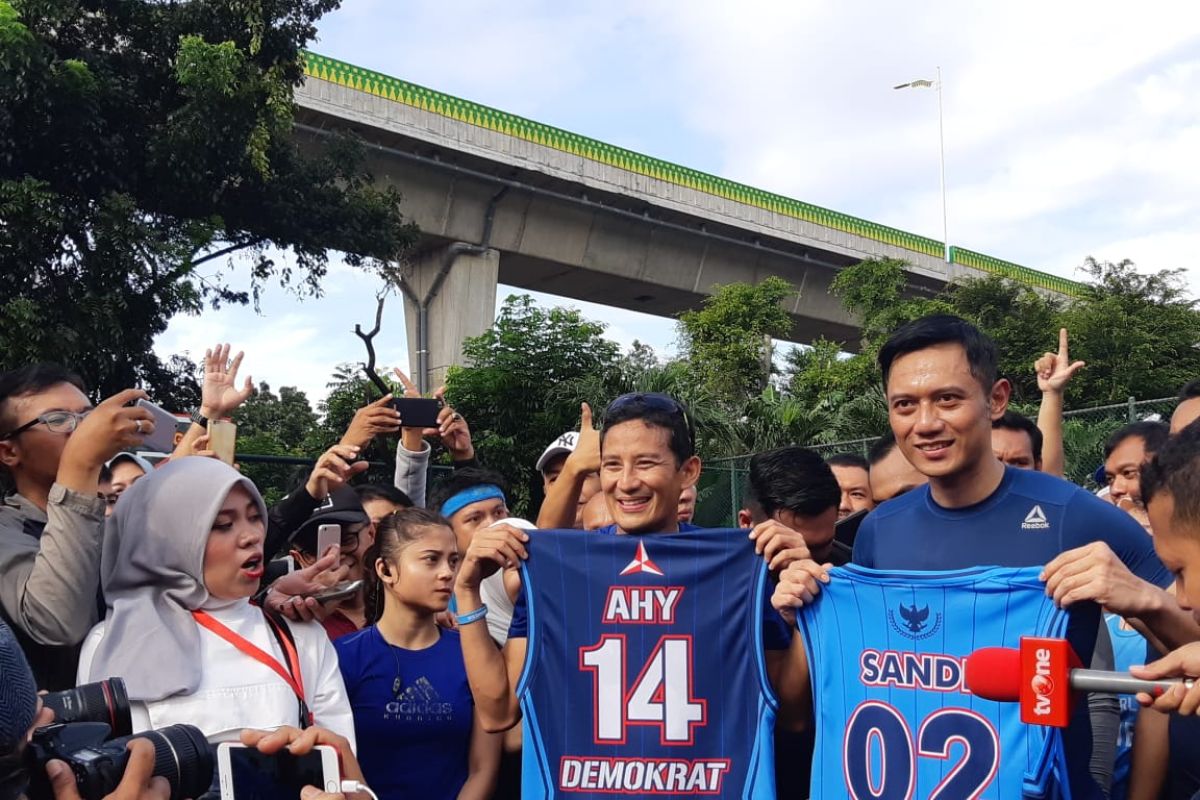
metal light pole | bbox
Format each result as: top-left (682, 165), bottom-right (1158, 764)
top-left (894, 67), bottom-right (950, 262)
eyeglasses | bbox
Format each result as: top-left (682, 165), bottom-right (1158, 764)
top-left (340, 524), bottom-right (369, 553)
top-left (604, 392), bottom-right (696, 446)
top-left (1, 409), bottom-right (91, 440)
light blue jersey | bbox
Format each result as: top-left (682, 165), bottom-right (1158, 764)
top-left (799, 565), bottom-right (1071, 799)
top-left (1105, 613), bottom-right (1146, 800)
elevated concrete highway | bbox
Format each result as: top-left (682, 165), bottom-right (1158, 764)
top-left (294, 53), bottom-right (1080, 390)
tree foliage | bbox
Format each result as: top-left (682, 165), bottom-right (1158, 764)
top-left (0, 0), bottom-right (417, 400)
top-left (677, 276), bottom-right (792, 407)
top-left (1057, 258), bottom-right (1200, 404)
top-left (444, 295), bottom-right (622, 515)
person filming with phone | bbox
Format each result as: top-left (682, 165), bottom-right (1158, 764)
top-left (284, 487), bottom-right (376, 641)
top-left (0, 364), bottom-right (157, 690)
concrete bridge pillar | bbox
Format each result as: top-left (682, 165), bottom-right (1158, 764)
top-left (402, 245), bottom-right (500, 393)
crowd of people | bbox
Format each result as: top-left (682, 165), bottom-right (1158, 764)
top-left (1, 314), bottom-right (1200, 800)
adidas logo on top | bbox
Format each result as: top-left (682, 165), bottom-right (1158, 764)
top-left (1022, 505), bottom-right (1050, 530)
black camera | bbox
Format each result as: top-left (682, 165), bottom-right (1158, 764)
top-left (41, 679), bottom-right (132, 738)
top-left (25, 722), bottom-right (212, 800)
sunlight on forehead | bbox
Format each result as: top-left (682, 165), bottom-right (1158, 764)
top-left (887, 343), bottom-right (977, 398)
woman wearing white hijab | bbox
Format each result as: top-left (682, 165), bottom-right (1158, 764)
top-left (76, 457), bottom-right (355, 748)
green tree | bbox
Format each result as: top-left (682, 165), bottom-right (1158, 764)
top-left (0, 0), bottom-right (418, 400)
top-left (785, 338), bottom-right (873, 409)
top-left (829, 257), bottom-right (953, 353)
top-left (1057, 258), bottom-right (1200, 404)
top-left (945, 276), bottom-right (1062, 402)
top-left (676, 277), bottom-right (793, 407)
top-left (227, 382), bottom-right (318, 504)
top-left (234, 382), bottom-right (319, 445)
top-left (445, 295), bottom-right (621, 515)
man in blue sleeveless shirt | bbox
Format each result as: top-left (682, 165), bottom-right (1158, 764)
top-left (452, 393), bottom-right (817, 796)
top-left (773, 315), bottom-right (1198, 798)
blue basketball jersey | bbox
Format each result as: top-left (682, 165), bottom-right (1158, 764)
top-left (516, 528), bottom-right (777, 799)
top-left (798, 564), bottom-right (1071, 800)
top-left (1104, 614), bottom-right (1146, 800)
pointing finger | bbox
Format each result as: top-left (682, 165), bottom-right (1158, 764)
top-left (392, 368), bottom-right (419, 395)
top-left (1058, 328), bottom-right (1069, 359)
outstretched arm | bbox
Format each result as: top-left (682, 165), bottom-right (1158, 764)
top-left (1034, 328), bottom-right (1084, 478)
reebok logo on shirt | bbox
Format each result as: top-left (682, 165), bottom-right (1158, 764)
top-left (1022, 505), bottom-right (1050, 530)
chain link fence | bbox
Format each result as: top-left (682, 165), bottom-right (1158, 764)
top-left (694, 396), bottom-right (1177, 528)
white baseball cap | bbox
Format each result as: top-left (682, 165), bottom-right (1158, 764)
top-left (536, 431), bottom-right (579, 473)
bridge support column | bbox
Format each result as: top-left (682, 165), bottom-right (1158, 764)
top-left (402, 245), bottom-right (499, 392)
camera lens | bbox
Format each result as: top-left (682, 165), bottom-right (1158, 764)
top-left (108, 725), bottom-right (213, 800)
top-left (41, 679), bottom-right (132, 738)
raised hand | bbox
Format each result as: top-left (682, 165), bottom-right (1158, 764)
top-left (565, 402), bottom-right (600, 474)
top-left (201, 343), bottom-right (254, 417)
top-left (61, 389), bottom-right (154, 470)
top-left (1035, 328), bottom-right (1085, 394)
top-left (392, 367), bottom-right (421, 399)
top-left (432, 387), bottom-right (474, 461)
top-left (305, 444), bottom-right (369, 500)
top-left (456, 524), bottom-right (529, 591)
top-left (340, 395), bottom-right (402, 450)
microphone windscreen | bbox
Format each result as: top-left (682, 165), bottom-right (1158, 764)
top-left (965, 646), bottom-right (1022, 701)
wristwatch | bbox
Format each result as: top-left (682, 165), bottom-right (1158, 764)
top-left (190, 408), bottom-right (210, 428)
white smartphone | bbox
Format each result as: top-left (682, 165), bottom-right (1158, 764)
top-left (132, 399), bottom-right (180, 454)
top-left (316, 524), bottom-right (341, 557)
top-left (217, 742), bottom-right (341, 800)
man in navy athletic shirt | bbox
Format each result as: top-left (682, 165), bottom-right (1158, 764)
top-left (774, 315), bottom-right (1198, 798)
top-left (453, 393), bottom-right (815, 736)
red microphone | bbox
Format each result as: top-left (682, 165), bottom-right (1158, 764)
top-left (966, 637), bottom-right (1194, 727)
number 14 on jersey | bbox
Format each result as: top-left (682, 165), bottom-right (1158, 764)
top-left (580, 634), bottom-right (707, 746)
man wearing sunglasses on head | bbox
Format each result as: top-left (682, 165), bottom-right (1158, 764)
top-left (0, 363), bottom-right (157, 689)
top-left (454, 392), bottom-right (814, 795)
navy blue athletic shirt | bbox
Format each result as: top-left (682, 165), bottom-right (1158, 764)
top-left (507, 523), bottom-right (792, 649)
top-left (852, 466), bottom-right (1170, 799)
top-left (335, 627), bottom-right (475, 800)
top-left (513, 527), bottom-right (778, 797)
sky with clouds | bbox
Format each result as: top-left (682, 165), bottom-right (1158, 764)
top-left (154, 0), bottom-right (1200, 405)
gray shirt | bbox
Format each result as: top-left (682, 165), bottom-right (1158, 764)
top-left (0, 485), bottom-right (106, 687)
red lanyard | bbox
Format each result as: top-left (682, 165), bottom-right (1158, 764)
top-left (191, 609), bottom-right (310, 720)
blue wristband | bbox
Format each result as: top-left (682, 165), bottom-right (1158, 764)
top-left (456, 604), bottom-right (488, 626)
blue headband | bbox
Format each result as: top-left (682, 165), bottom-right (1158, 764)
top-left (441, 484), bottom-right (507, 519)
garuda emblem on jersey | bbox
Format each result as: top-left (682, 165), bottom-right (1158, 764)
top-left (889, 602), bottom-right (943, 640)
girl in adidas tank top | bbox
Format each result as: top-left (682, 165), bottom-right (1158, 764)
top-left (335, 508), bottom-right (501, 800)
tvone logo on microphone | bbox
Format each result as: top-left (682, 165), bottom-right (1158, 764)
top-left (1032, 647), bottom-right (1054, 717)
top-left (1019, 637), bottom-right (1073, 728)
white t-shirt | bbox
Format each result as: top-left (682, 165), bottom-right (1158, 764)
top-left (78, 601), bottom-right (356, 750)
